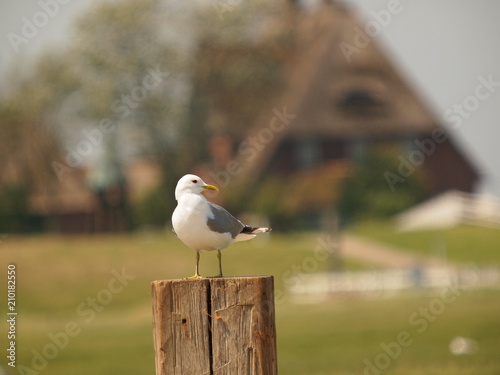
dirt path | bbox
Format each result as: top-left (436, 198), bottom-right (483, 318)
top-left (341, 234), bottom-right (448, 268)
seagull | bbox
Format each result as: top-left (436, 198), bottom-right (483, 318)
top-left (172, 174), bottom-right (272, 278)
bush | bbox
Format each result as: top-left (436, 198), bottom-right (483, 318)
top-left (0, 185), bottom-right (31, 233)
top-left (130, 184), bottom-right (174, 229)
top-left (338, 146), bottom-right (426, 224)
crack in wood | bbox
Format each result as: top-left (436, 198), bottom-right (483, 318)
top-left (152, 277), bottom-right (277, 375)
top-left (207, 280), bottom-right (214, 375)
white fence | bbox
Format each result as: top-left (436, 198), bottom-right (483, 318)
top-left (288, 266), bottom-right (500, 302)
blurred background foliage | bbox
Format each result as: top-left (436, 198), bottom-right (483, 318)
top-left (0, 185), bottom-right (31, 232)
top-left (130, 183), bottom-right (172, 228)
top-left (0, 0), bottom-right (285, 233)
top-left (337, 146), bottom-right (426, 223)
top-left (0, 0), bottom-right (432, 233)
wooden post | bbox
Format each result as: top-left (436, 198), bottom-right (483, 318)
top-left (152, 276), bottom-right (277, 375)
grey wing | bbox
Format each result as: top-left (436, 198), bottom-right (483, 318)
top-left (206, 202), bottom-right (244, 238)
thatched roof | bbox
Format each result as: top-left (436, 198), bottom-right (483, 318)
top-left (196, 4), bottom-right (437, 184)
top-left (190, 2), bottom-right (479, 214)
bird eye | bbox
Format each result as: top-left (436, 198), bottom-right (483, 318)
top-left (192, 179), bottom-right (198, 183)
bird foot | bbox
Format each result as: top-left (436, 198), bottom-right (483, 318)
top-left (185, 274), bottom-right (204, 280)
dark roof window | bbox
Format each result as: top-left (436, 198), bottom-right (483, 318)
top-left (337, 89), bottom-right (388, 117)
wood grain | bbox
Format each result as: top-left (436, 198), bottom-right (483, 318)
top-left (152, 277), bottom-right (277, 375)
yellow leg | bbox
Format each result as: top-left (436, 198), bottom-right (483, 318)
top-left (216, 249), bottom-right (223, 278)
top-left (186, 250), bottom-right (202, 279)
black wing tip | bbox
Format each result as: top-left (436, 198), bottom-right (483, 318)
top-left (241, 226), bottom-right (272, 234)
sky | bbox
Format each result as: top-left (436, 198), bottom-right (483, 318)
top-left (1, 0), bottom-right (500, 196)
top-left (347, 0), bottom-right (500, 197)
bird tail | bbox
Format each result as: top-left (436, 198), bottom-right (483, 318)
top-left (235, 226), bottom-right (272, 242)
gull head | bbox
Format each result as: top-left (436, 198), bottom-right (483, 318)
top-left (175, 174), bottom-right (218, 201)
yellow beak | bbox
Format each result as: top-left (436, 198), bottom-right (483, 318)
top-left (203, 184), bottom-right (219, 191)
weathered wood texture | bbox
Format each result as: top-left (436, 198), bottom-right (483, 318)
top-left (152, 276), bottom-right (277, 375)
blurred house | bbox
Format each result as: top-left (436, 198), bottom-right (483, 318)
top-left (396, 190), bottom-right (500, 231)
top-left (190, 2), bottom-right (479, 221)
top-left (30, 154), bottom-right (128, 234)
top-left (27, 157), bottom-right (162, 234)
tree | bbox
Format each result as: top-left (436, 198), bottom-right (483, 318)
top-left (337, 145), bottom-right (426, 224)
top-left (59, 0), bottom-right (197, 189)
top-left (0, 0), bottom-right (289, 230)
top-left (0, 51), bottom-right (79, 232)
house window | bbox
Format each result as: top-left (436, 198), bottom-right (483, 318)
top-left (403, 133), bottom-right (418, 154)
top-left (349, 137), bottom-right (367, 162)
top-left (296, 138), bottom-right (321, 169)
top-left (337, 89), bottom-right (387, 117)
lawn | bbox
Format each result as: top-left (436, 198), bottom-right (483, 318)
top-left (350, 221), bottom-right (500, 265)
top-left (1, 231), bottom-right (499, 374)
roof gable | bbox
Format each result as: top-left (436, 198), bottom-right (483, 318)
top-left (190, 3), bottom-right (478, 194)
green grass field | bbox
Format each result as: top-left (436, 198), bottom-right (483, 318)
top-left (350, 221), bottom-right (500, 265)
top-left (1, 231), bottom-right (499, 374)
